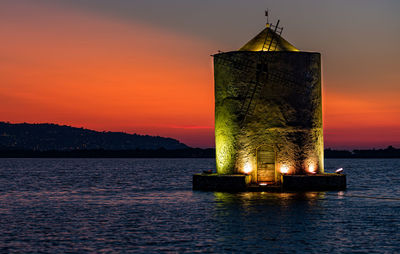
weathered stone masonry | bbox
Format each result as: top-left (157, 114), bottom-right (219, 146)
top-left (214, 36), bottom-right (323, 184)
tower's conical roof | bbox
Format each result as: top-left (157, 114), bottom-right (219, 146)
top-left (239, 26), bottom-right (299, 52)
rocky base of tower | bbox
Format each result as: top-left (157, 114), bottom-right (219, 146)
top-left (192, 173), bottom-right (346, 192)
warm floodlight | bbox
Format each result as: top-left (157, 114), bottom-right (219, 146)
top-left (243, 162), bottom-right (252, 174)
top-left (308, 164), bottom-right (317, 174)
top-left (335, 168), bottom-right (344, 173)
top-left (280, 165), bottom-right (289, 174)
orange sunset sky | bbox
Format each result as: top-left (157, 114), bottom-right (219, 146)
top-left (1, 0), bottom-right (399, 148)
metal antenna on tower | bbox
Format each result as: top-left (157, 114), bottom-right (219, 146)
top-left (265, 9), bottom-right (269, 25)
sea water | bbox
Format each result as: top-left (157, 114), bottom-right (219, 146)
top-left (0, 158), bottom-right (399, 253)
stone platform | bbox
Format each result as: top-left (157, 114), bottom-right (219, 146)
top-left (193, 173), bottom-right (346, 192)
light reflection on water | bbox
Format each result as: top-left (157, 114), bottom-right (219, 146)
top-left (0, 158), bottom-right (399, 253)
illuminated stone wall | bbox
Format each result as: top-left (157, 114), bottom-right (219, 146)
top-left (214, 51), bottom-right (323, 182)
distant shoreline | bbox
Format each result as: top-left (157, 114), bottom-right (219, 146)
top-left (0, 147), bottom-right (399, 158)
top-left (0, 148), bottom-right (215, 158)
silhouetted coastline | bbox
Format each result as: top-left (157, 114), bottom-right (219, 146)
top-left (0, 147), bottom-right (399, 158)
top-left (1, 121), bottom-right (399, 158)
top-left (0, 148), bottom-right (215, 158)
top-left (325, 146), bottom-right (400, 158)
top-left (0, 122), bottom-right (187, 150)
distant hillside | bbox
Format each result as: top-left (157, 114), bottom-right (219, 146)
top-left (0, 122), bottom-right (188, 151)
top-left (325, 146), bottom-right (400, 158)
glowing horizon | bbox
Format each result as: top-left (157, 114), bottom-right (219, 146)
top-left (1, 0), bottom-right (399, 149)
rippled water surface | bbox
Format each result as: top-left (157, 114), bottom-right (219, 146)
top-left (0, 158), bottom-right (399, 253)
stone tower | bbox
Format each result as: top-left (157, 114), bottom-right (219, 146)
top-left (214, 24), bottom-right (323, 184)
